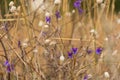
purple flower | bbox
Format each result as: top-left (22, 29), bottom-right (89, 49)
top-left (83, 75), bottom-right (88, 80)
top-left (74, 0), bottom-right (82, 8)
top-left (18, 40), bottom-right (21, 48)
top-left (74, 0), bottom-right (83, 14)
top-left (4, 61), bottom-right (14, 73)
top-left (4, 60), bottom-right (9, 66)
top-left (46, 16), bottom-right (51, 24)
top-left (68, 52), bottom-right (73, 58)
top-left (55, 10), bottom-right (61, 19)
top-left (87, 49), bottom-right (92, 54)
top-left (78, 8), bottom-right (83, 13)
top-left (72, 47), bottom-right (78, 54)
top-left (7, 65), bottom-right (11, 73)
top-left (96, 47), bottom-right (103, 55)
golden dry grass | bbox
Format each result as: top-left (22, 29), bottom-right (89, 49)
top-left (0, 0), bottom-right (120, 80)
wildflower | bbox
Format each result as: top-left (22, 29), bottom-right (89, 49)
top-left (9, 6), bottom-right (16, 13)
top-left (44, 24), bottom-right (49, 28)
top-left (96, 0), bottom-right (103, 4)
top-left (9, 1), bottom-right (14, 7)
top-left (33, 48), bottom-right (38, 53)
top-left (38, 20), bottom-right (44, 27)
top-left (45, 12), bottom-right (50, 17)
top-left (4, 61), bottom-right (14, 73)
top-left (45, 12), bottom-right (51, 24)
top-left (72, 9), bottom-right (76, 13)
top-left (74, 0), bottom-right (83, 14)
top-left (45, 16), bottom-right (51, 24)
top-left (68, 52), bottom-right (73, 58)
top-left (44, 39), bottom-right (51, 44)
top-left (72, 47), bottom-right (78, 54)
top-left (78, 8), bottom-right (83, 13)
top-left (104, 72), bottom-right (110, 78)
top-left (60, 55), bottom-right (65, 61)
top-left (83, 75), bottom-right (88, 80)
top-left (54, 0), bottom-right (61, 4)
top-left (74, 0), bottom-right (82, 8)
top-left (96, 47), bottom-right (103, 54)
top-left (55, 10), bottom-right (61, 19)
top-left (4, 60), bottom-right (9, 66)
top-left (87, 49), bottom-right (92, 54)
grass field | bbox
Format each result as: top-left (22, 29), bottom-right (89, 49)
top-left (0, 0), bottom-right (120, 80)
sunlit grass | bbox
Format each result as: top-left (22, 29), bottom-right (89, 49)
top-left (0, 0), bottom-right (120, 80)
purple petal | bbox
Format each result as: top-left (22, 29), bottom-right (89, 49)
top-left (87, 49), bottom-right (92, 54)
top-left (78, 8), bottom-right (83, 14)
top-left (7, 65), bottom-right (11, 73)
top-left (74, 0), bottom-right (81, 8)
top-left (55, 10), bottom-right (61, 19)
top-left (46, 16), bottom-right (51, 24)
top-left (96, 47), bottom-right (103, 54)
top-left (68, 52), bottom-right (73, 58)
top-left (84, 75), bottom-right (88, 80)
top-left (72, 48), bottom-right (78, 54)
top-left (4, 60), bottom-right (9, 66)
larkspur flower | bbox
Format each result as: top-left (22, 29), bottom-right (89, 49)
top-left (4, 60), bottom-right (9, 66)
top-left (96, 47), bottom-right (103, 54)
top-left (7, 64), bottom-right (11, 73)
top-left (74, 0), bottom-right (82, 8)
top-left (46, 16), bottom-right (51, 24)
top-left (74, 0), bottom-right (83, 14)
top-left (72, 47), bottom-right (78, 54)
top-left (84, 75), bottom-right (88, 80)
top-left (4, 61), bottom-right (14, 73)
top-left (55, 10), bottom-right (61, 19)
top-left (78, 8), bottom-right (83, 13)
top-left (87, 49), bottom-right (92, 54)
top-left (68, 52), bottom-right (73, 58)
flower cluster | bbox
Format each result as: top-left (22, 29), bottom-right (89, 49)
top-left (68, 47), bottom-right (78, 58)
top-left (86, 47), bottom-right (103, 55)
top-left (9, 1), bottom-right (20, 13)
top-left (74, 0), bottom-right (83, 14)
top-left (4, 60), bottom-right (14, 73)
